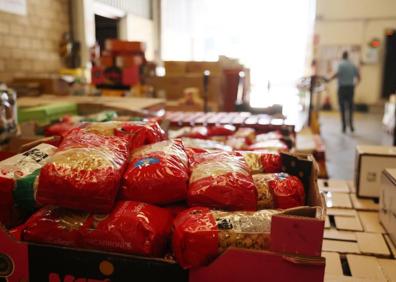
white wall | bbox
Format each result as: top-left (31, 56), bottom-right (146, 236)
top-left (315, 0), bottom-right (396, 105)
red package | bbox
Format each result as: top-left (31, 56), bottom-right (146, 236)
top-left (233, 127), bottom-right (256, 145)
top-left (22, 206), bottom-right (87, 247)
top-left (238, 151), bottom-right (282, 174)
top-left (164, 203), bottom-right (189, 218)
top-left (182, 126), bottom-right (208, 139)
top-left (117, 121), bottom-right (166, 150)
top-left (37, 128), bottom-right (130, 213)
top-left (45, 121), bottom-right (77, 137)
top-left (181, 138), bottom-right (232, 152)
top-left (261, 153), bottom-right (283, 173)
top-left (22, 201), bottom-right (173, 257)
top-left (259, 173), bottom-right (305, 209)
top-left (81, 121), bottom-right (166, 150)
top-left (173, 207), bottom-right (279, 269)
top-left (188, 152), bottom-right (257, 211)
top-left (207, 125), bottom-right (236, 137)
top-left (255, 131), bottom-right (283, 142)
top-left (81, 201), bottom-right (173, 256)
top-left (121, 139), bottom-right (189, 205)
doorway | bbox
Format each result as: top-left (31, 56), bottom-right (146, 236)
top-left (95, 15), bottom-right (119, 53)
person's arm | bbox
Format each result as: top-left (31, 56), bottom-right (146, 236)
top-left (326, 72), bottom-right (338, 83)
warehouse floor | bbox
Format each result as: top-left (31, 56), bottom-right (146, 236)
top-left (320, 111), bottom-right (392, 180)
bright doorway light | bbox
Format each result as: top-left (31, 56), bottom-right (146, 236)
top-left (161, 0), bottom-right (316, 109)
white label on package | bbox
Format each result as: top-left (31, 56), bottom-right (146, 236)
top-left (0, 143), bottom-right (56, 179)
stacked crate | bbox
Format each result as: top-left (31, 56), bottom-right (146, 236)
top-left (92, 39), bottom-right (146, 88)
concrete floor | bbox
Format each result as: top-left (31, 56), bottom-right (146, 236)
top-left (320, 111), bottom-right (392, 180)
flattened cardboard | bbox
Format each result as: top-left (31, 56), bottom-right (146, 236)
top-left (377, 259), bottom-right (396, 282)
top-left (380, 169), bottom-right (396, 248)
top-left (324, 192), bottom-right (352, 209)
top-left (346, 254), bottom-right (387, 280)
top-left (356, 233), bottom-right (391, 257)
top-left (318, 179), bottom-right (350, 193)
top-left (351, 194), bottom-right (379, 211)
top-left (334, 215), bottom-right (363, 231)
top-left (322, 252), bottom-right (343, 276)
top-left (325, 216), bottom-right (331, 229)
top-left (322, 240), bottom-right (360, 254)
top-left (384, 235), bottom-right (396, 257)
top-left (358, 211), bottom-right (384, 233)
top-left (324, 229), bottom-right (357, 241)
top-left (326, 209), bottom-right (357, 217)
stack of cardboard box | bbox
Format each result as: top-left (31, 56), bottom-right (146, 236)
top-left (92, 39), bottom-right (146, 88)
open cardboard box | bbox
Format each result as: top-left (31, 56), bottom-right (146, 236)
top-left (0, 153), bottom-right (325, 282)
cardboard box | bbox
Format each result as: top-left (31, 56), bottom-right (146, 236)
top-left (0, 153), bottom-right (325, 282)
top-left (380, 168), bottom-right (396, 247)
top-left (355, 145), bottom-right (396, 198)
top-left (185, 61), bottom-right (222, 76)
top-left (105, 39), bottom-right (146, 54)
top-left (99, 55), bottom-right (113, 68)
top-left (165, 61), bottom-right (187, 75)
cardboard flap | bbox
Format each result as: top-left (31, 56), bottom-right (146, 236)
top-left (189, 248), bottom-right (325, 282)
top-left (270, 213), bottom-right (325, 257)
top-left (0, 225), bottom-right (29, 280)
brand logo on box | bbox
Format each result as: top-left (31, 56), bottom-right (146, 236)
top-left (49, 273), bottom-right (111, 282)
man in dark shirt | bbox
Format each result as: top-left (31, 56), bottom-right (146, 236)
top-left (329, 51), bottom-right (361, 133)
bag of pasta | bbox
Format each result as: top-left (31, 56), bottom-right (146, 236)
top-left (121, 139), bottom-right (189, 205)
top-left (238, 151), bottom-right (283, 174)
top-left (253, 173), bottom-right (305, 209)
top-left (188, 151), bottom-right (257, 211)
top-left (172, 207), bottom-right (279, 269)
top-left (22, 201), bottom-right (173, 257)
top-left (80, 201), bottom-right (173, 256)
top-left (37, 128), bottom-right (130, 213)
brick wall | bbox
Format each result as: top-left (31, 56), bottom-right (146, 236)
top-left (0, 0), bottom-right (70, 82)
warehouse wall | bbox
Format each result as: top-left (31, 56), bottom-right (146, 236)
top-left (0, 0), bottom-right (70, 82)
top-left (315, 0), bottom-right (396, 106)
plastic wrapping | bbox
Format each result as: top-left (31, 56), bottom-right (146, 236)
top-left (254, 173), bottom-right (305, 209)
top-left (172, 207), bottom-right (279, 269)
top-left (248, 139), bottom-right (288, 152)
top-left (22, 201), bottom-right (173, 257)
top-left (233, 127), bottom-right (256, 145)
top-left (239, 151), bottom-right (283, 174)
top-left (81, 120), bottom-right (166, 150)
top-left (188, 152), bottom-right (257, 211)
top-left (181, 137), bottom-right (232, 152)
top-left (0, 144), bottom-right (56, 225)
top-left (207, 125), bottom-right (236, 137)
top-left (37, 128), bottom-right (130, 213)
top-left (121, 139), bottom-right (189, 205)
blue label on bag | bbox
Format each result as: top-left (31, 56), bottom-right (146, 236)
top-left (134, 157), bottom-right (160, 168)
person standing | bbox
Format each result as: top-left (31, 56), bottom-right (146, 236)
top-left (329, 51), bottom-right (361, 133)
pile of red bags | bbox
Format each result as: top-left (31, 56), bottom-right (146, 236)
top-left (23, 201), bottom-right (173, 257)
top-left (239, 151), bottom-right (283, 174)
top-left (121, 139), bottom-right (189, 205)
top-left (188, 151), bottom-right (257, 211)
top-left (37, 127), bottom-right (130, 213)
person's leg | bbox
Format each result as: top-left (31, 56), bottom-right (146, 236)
top-left (348, 86), bottom-right (355, 131)
top-left (338, 87), bottom-right (346, 132)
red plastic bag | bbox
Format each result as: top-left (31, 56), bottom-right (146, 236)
top-left (81, 121), bottom-right (166, 150)
top-left (22, 206), bottom-right (86, 247)
top-left (37, 128), bottom-right (130, 213)
top-left (22, 201), bottom-right (173, 257)
top-left (81, 201), bottom-right (173, 256)
top-left (233, 127), bottom-right (256, 145)
top-left (172, 207), bottom-right (279, 269)
top-left (121, 139), bottom-right (189, 205)
top-left (207, 125), bottom-right (236, 137)
top-left (188, 151), bottom-right (257, 211)
top-left (254, 173), bottom-right (305, 209)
